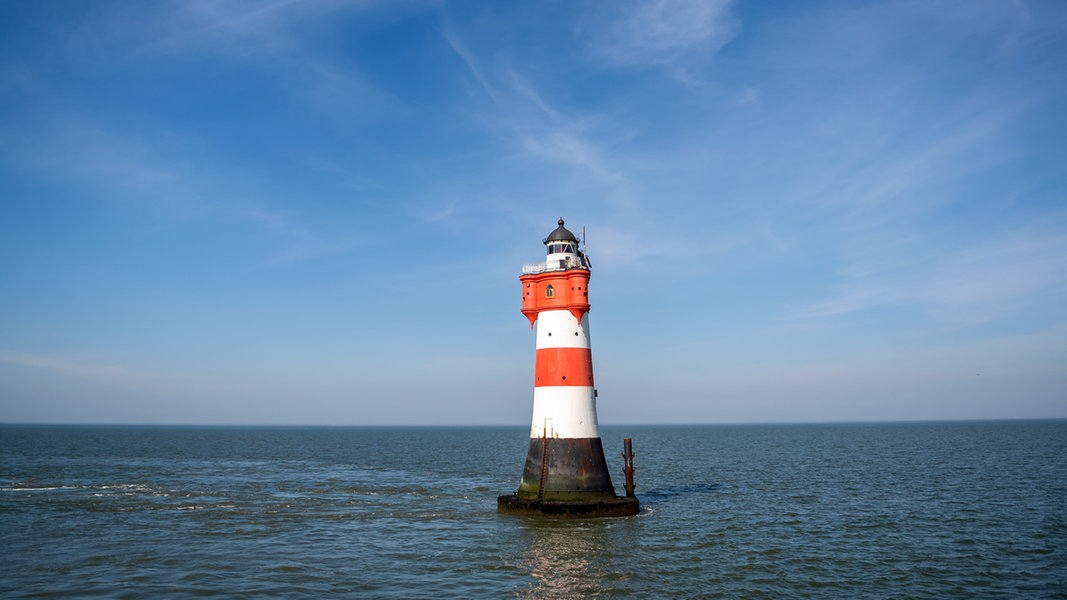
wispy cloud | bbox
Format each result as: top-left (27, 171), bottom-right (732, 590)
top-left (518, 129), bottom-right (632, 202)
top-left (0, 351), bottom-right (152, 390)
top-left (442, 28), bottom-right (500, 104)
top-left (790, 99), bottom-right (1024, 227)
top-left (60, 2), bottom-right (409, 123)
top-left (921, 227), bottom-right (1067, 322)
top-left (239, 205), bottom-right (360, 265)
top-left (11, 119), bottom-right (183, 199)
top-left (437, 2), bottom-right (749, 263)
top-left (442, 26), bottom-right (644, 219)
top-left (589, 0), bottom-right (738, 67)
top-left (739, 5), bottom-right (1059, 326)
top-left (3, 116), bottom-right (358, 266)
top-left (797, 219), bottom-right (1067, 324)
top-left (150, 0), bottom-right (358, 59)
top-left (418, 199), bottom-right (458, 224)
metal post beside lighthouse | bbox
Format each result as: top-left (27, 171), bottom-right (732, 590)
top-left (498, 219), bottom-right (640, 518)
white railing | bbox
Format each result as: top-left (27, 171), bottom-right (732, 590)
top-left (522, 263), bottom-right (546, 274)
top-left (521, 256), bottom-right (590, 274)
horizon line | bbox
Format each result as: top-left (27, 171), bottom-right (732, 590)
top-left (2, 417), bottom-right (1064, 429)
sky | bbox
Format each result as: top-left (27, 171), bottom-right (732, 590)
top-left (1, 0), bottom-right (1065, 426)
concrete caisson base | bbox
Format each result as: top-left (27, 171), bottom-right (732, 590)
top-left (516, 437), bottom-right (616, 500)
top-left (497, 494), bottom-right (639, 519)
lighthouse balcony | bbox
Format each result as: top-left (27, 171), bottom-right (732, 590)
top-left (522, 256), bottom-right (590, 274)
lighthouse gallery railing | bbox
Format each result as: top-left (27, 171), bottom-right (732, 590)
top-left (521, 256), bottom-right (590, 274)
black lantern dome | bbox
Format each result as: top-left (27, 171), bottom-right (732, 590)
top-left (544, 218), bottom-right (578, 244)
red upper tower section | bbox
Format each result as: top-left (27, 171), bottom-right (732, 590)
top-left (519, 218), bottom-right (591, 327)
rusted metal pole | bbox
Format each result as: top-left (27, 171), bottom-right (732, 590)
top-left (622, 438), bottom-right (636, 497)
top-left (538, 424), bottom-right (549, 501)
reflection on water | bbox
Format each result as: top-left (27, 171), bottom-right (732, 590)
top-left (512, 518), bottom-right (640, 598)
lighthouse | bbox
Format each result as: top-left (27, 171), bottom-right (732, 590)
top-left (498, 218), bottom-right (639, 518)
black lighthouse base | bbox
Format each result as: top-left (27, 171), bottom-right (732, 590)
top-left (497, 494), bottom-right (639, 519)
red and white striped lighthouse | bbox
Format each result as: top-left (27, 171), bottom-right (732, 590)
top-left (498, 218), bottom-right (638, 518)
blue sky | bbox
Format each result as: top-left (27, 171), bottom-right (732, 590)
top-left (1, 0), bottom-right (1065, 425)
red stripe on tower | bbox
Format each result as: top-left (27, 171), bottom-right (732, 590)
top-left (534, 347), bottom-right (594, 387)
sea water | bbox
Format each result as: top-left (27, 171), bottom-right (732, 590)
top-left (1, 421), bottom-right (1064, 598)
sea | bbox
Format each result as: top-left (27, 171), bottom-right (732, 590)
top-left (1, 421), bottom-right (1064, 598)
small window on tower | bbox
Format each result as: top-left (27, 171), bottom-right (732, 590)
top-left (546, 285), bottom-right (554, 297)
